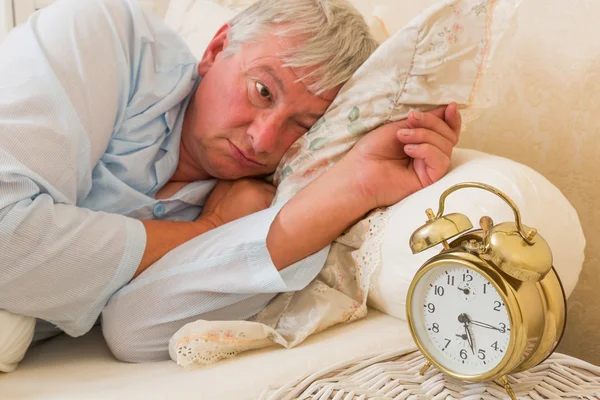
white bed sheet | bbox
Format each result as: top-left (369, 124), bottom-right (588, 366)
top-left (0, 309), bottom-right (414, 399)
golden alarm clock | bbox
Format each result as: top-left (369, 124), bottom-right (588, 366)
top-left (405, 182), bottom-right (566, 400)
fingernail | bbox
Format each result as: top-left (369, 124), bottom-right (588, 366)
top-left (399, 129), bottom-right (413, 137)
top-left (405, 144), bottom-right (417, 151)
top-left (412, 111), bottom-right (423, 120)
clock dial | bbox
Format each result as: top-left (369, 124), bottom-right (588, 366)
top-left (411, 263), bottom-right (512, 376)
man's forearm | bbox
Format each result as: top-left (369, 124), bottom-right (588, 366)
top-left (136, 218), bottom-right (216, 278)
top-left (267, 168), bottom-right (372, 271)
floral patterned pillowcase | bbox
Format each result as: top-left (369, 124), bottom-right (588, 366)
top-left (271, 0), bottom-right (520, 205)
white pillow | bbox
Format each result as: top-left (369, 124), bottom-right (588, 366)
top-left (367, 148), bottom-right (586, 319)
top-left (165, 0), bottom-right (235, 60)
top-left (0, 311), bottom-right (35, 373)
top-left (165, 0), bottom-right (445, 46)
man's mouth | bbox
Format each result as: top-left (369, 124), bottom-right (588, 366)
top-left (227, 141), bottom-right (264, 168)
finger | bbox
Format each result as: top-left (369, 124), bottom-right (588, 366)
top-left (397, 128), bottom-right (454, 155)
top-left (404, 143), bottom-right (451, 182)
top-left (444, 102), bottom-right (462, 137)
top-left (407, 108), bottom-right (458, 146)
top-left (211, 180), bottom-right (233, 196)
top-left (387, 106), bottom-right (446, 131)
top-left (262, 182), bottom-right (277, 195)
top-left (411, 105), bottom-right (447, 122)
top-left (215, 179), bottom-right (235, 190)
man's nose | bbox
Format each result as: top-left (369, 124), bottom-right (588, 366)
top-left (247, 111), bottom-right (284, 154)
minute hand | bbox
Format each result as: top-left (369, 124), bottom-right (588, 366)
top-left (469, 320), bottom-right (504, 332)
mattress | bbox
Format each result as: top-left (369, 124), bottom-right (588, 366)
top-left (0, 309), bottom-right (414, 399)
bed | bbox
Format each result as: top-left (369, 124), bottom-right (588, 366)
top-left (1, 310), bottom-right (416, 399)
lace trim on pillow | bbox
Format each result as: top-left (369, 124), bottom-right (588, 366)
top-left (348, 208), bottom-right (394, 322)
top-left (175, 335), bottom-right (276, 367)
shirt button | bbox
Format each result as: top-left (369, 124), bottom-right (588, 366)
top-left (153, 202), bottom-right (166, 218)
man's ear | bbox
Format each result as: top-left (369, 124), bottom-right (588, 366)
top-left (198, 24), bottom-right (231, 76)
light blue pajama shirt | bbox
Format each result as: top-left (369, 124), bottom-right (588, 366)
top-left (0, 0), bottom-right (329, 362)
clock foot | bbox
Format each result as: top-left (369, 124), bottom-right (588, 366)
top-left (419, 361), bottom-right (432, 376)
top-left (498, 375), bottom-right (516, 400)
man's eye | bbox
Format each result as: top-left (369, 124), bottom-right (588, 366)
top-left (255, 82), bottom-right (272, 100)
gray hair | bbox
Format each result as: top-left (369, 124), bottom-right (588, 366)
top-left (225, 0), bottom-right (378, 95)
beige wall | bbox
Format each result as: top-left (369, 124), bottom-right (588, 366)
top-left (460, 0), bottom-right (600, 364)
top-left (0, 0), bottom-right (13, 42)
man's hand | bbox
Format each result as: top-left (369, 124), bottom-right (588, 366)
top-left (345, 103), bottom-right (461, 210)
top-left (200, 178), bottom-right (276, 228)
top-left (267, 103), bottom-right (461, 271)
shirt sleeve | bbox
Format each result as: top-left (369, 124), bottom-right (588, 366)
top-left (112, 203), bottom-right (329, 295)
top-left (102, 204), bottom-right (330, 362)
top-left (0, 0), bottom-right (148, 337)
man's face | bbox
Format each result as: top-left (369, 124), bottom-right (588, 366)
top-left (182, 25), bottom-right (339, 180)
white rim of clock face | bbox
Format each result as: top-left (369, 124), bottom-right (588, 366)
top-left (410, 262), bottom-right (513, 377)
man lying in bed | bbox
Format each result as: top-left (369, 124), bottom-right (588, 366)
top-left (0, 0), bottom-right (461, 362)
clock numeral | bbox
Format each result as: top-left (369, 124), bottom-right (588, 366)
top-left (483, 283), bottom-right (487, 294)
top-left (427, 303), bottom-right (436, 313)
top-left (491, 341), bottom-right (499, 351)
top-left (434, 285), bottom-right (445, 296)
top-left (478, 349), bottom-right (486, 360)
top-left (431, 323), bottom-right (440, 333)
top-left (462, 273), bottom-right (473, 282)
top-left (493, 301), bottom-right (502, 312)
top-left (444, 338), bottom-right (451, 350)
top-left (447, 275), bottom-right (455, 286)
top-left (460, 349), bottom-right (467, 360)
top-left (499, 322), bottom-right (507, 333)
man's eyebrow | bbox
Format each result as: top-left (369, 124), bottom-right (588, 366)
top-left (257, 65), bottom-right (286, 94)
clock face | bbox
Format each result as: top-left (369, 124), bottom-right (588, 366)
top-left (409, 263), bottom-right (512, 376)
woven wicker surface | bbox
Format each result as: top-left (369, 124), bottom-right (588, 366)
top-left (259, 348), bottom-right (600, 399)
